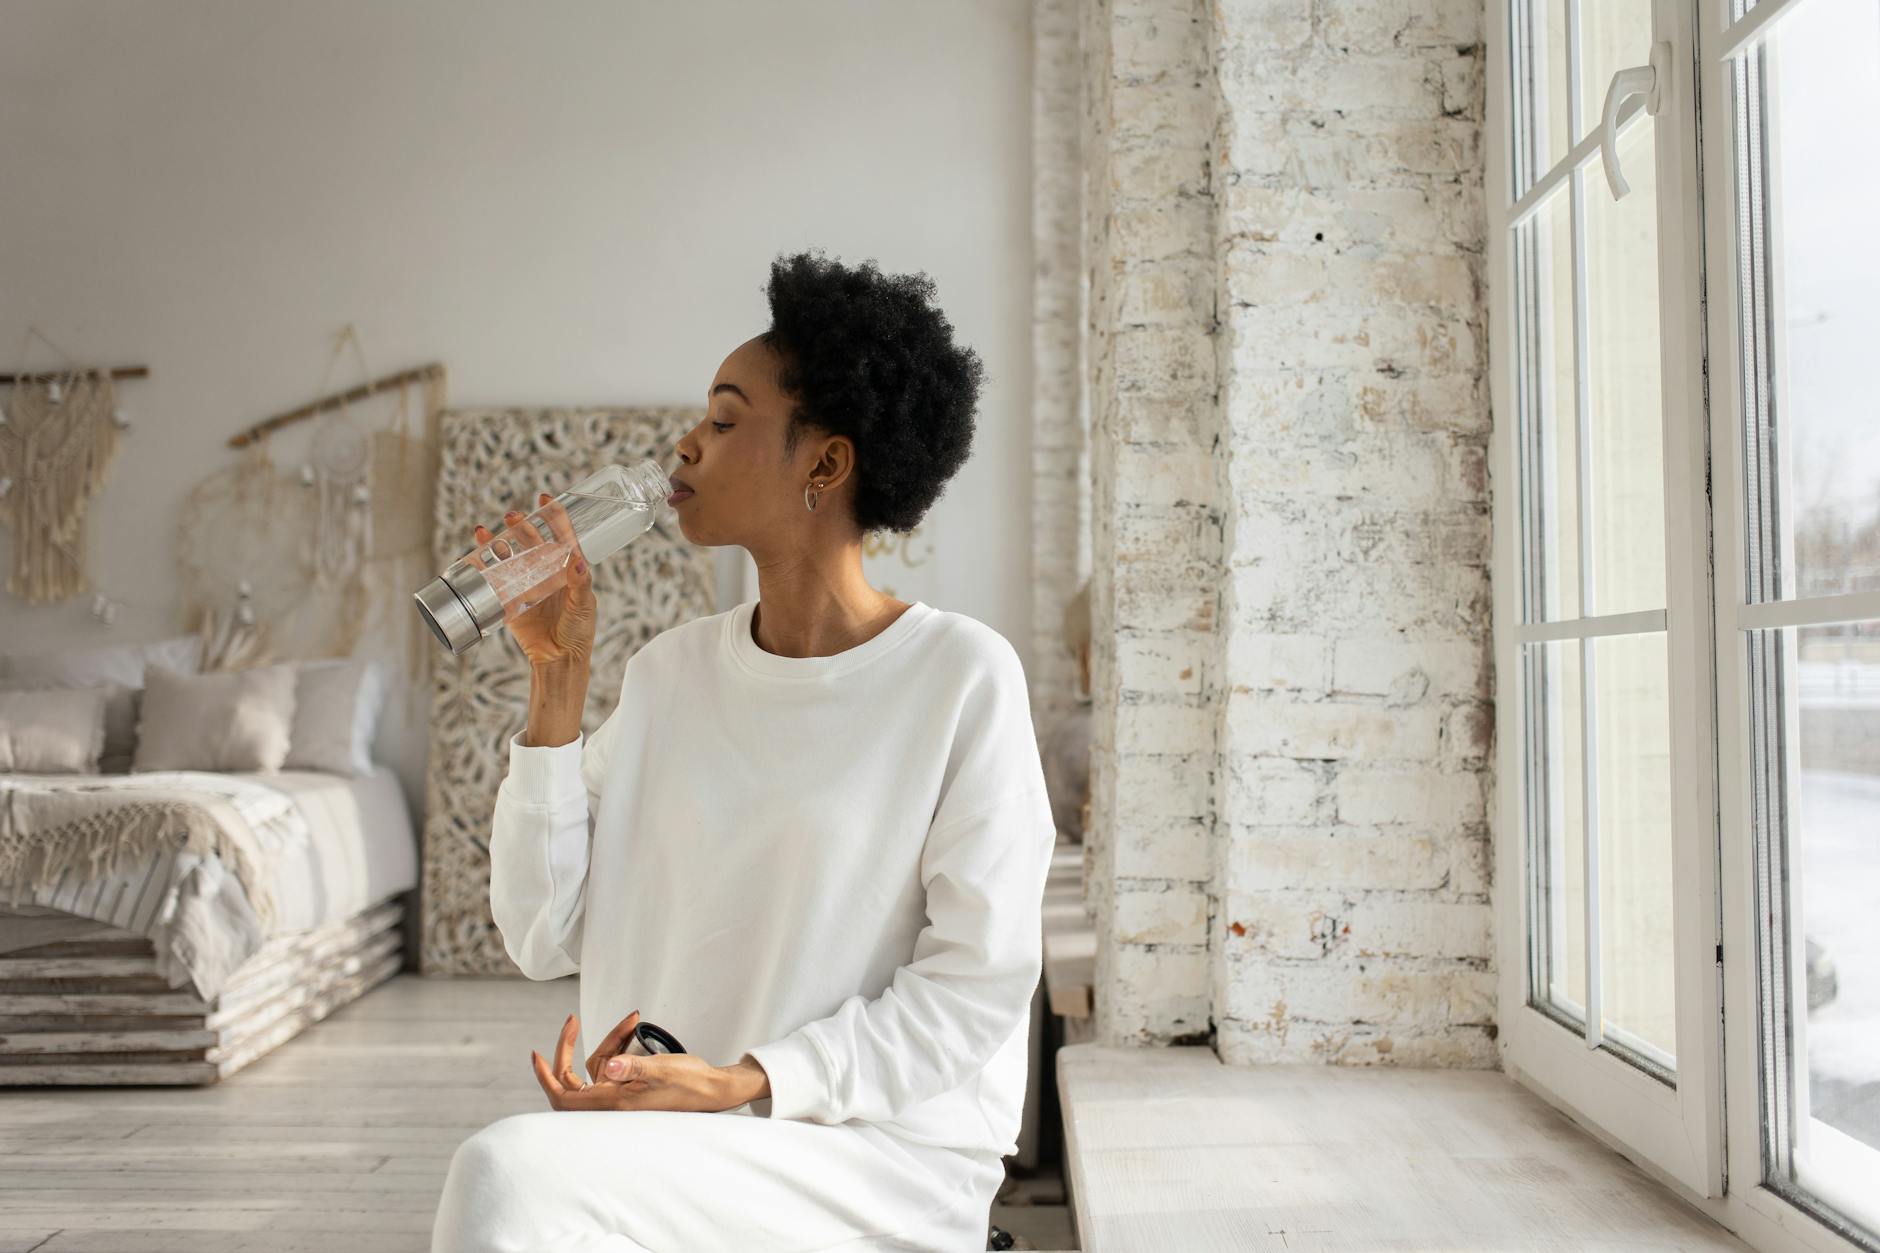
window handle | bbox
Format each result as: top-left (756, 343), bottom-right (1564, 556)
top-left (1599, 41), bottom-right (1671, 199)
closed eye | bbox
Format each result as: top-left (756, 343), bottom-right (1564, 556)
top-left (711, 422), bottom-right (733, 432)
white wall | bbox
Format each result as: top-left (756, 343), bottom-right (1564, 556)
top-left (0, 0), bottom-right (1035, 808)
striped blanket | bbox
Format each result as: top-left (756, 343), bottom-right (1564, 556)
top-left (0, 772), bottom-right (314, 999)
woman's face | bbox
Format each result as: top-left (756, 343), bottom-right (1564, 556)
top-left (669, 335), bottom-right (851, 549)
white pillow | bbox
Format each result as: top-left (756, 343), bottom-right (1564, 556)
top-left (131, 662), bottom-right (300, 773)
top-left (0, 635), bottom-right (202, 774)
top-left (0, 677), bottom-right (140, 772)
top-left (285, 659), bottom-right (388, 776)
top-left (0, 686), bottom-right (110, 773)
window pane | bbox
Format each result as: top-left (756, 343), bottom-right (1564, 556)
top-left (1763, 0), bottom-right (1880, 601)
top-left (1594, 631), bottom-right (1676, 1062)
top-left (1518, 188), bottom-right (1582, 622)
top-left (1576, 1), bottom-right (1654, 144)
top-left (1736, 2), bottom-right (1880, 1237)
top-left (1751, 623), bottom-right (1880, 1234)
top-left (1525, 0), bottom-right (1573, 176)
top-left (1527, 640), bottom-right (1586, 1019)
top-left (1584, 117), bottom-right (1668, 616)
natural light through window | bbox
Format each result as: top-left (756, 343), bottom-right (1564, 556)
top-left (1509, 0), bottom-right (1677, 1078)
top-left (1732, 0), bottom-right (1880, 1233)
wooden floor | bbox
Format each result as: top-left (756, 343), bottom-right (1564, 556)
top-left (0, 974), bottom-right (1072, 1252)
top-left (0, 974), bottom-right (562, 1252)
top-left (4, 968), bottom-right (1754, 1252)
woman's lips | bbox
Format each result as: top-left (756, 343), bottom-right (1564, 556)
top-left (667, 488), bottom-right (695, 504)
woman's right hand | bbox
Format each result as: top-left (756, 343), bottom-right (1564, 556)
top-left (470, 492), bottom-right (597, 668)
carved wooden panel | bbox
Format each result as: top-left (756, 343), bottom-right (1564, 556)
top-left (420, 408), bottom-right (712, 975)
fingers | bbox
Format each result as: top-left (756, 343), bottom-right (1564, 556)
top-left (467, 514), bottom-right (533, 571)
top-left (537, 492), bottom-right (578, 546)
top-left (566, 541), bottom-right (592, 593)
top-left (469, 492), bottom-right (571, 577)
top-left (532, 1048), bottom-right (562, 1102)
top-left (504, 507), bottom-right (549, 551)
top-left (513, 490), bottom-right (568, 549)
top-left (535, 491), bottom-right (593, 600)
top-left (601, 1008), bottom-right (643, 1056)
top-left (565, 1089), bottom-right (623, 1109)
top-left (533, 1050), bottom-right (624, 1110)
top-left (536, 1014), bottom-right (600, 1109)
top-left (470, 493), bottom-right (549, 558)
top-left (586, 1007), bottom-right (640, 1081)
top-left (554, 1013), bottom-right (586, 1089)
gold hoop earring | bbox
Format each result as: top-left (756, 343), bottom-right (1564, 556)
top-left (805, 481), bottom-right (824, 513)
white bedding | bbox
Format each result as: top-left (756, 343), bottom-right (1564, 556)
top-left (0, 764), bottom-right (418, 1001)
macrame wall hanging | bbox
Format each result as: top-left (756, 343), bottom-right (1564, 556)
top-left (0, 328), bottom-right (146, 605)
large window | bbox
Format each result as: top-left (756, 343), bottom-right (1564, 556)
top-left (1509, 0), bottom-right (1678, 1075)
top-left (1491, 1), bottom-right (1880, 1250)
top-left (1714, 0), bottom-right (1880, 1241)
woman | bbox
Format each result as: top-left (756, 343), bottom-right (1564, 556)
top-left (430, 250), bottom-right (1059, 1253)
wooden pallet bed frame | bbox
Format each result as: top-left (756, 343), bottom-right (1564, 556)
top-left (0, 894), bottom-right (407, 1086)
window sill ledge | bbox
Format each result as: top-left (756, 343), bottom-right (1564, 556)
top-left (1055, 1043), bottom-right (1751, 1252)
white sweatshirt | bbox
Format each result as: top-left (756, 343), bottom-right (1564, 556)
top-left (487, 598), bottom-right (1058, 1158)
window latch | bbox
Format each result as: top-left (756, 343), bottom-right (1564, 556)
top-left (1599, 41), bottom-right (1673, 200)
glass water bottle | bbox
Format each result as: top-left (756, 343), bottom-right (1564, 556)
top-left (414, 459), bottom-right (673, 655)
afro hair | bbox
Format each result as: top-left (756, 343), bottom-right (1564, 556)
top-left (760, 249), bottom-right (985, 535)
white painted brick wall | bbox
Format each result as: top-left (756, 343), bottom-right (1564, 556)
top-left (1080, 0), bottom-right (1219, 1046)
top-left (1052, 0), bottom-right (1493, 1065)
top-left (1210, 0), bottom-right (1492, 1067)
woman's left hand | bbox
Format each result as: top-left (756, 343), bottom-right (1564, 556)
top-left (531, 1011), bottom-right (751, 1113)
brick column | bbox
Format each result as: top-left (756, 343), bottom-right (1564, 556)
top-left (1083, 0), bottom-right (1221, 1045)
top-left (1208, 0), bottom-right (1494, 1067)
top-left (1072, 0), bottom-right (1497, 1064)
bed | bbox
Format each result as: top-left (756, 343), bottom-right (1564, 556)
top-left (0, 763), bottom-right (419, 1085)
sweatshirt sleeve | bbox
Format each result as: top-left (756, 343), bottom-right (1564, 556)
top-left (488, 671), bottom-right (628, 981)
top-left (741, 636), bottom-right (1057, 1126)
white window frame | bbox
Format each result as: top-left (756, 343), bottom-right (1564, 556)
top-left (1487, 0), bottom-right (1722, 1204)
top-left (1704, 0), bottom-right (1880, 1249)
top-left (1490, 1), bottom-right (1878, 1250)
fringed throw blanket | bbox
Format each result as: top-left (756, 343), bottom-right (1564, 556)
top-left (0, 772), bottom-right (314, 999)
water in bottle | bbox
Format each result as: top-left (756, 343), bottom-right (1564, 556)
top-left (414, 459), bottom-right (673, 655)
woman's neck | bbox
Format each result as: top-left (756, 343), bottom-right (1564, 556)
top-left (748, 562), bottom-right (910, 660)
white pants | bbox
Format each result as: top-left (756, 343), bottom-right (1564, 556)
top-left (430, 1108), bottom-right (1005, 1253)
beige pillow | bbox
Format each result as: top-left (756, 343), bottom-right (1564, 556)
top-left (285, 659), bottom-right (389, 777)
top-left (0, 686), bottom-right (111, 773)
top-left (0, 634), bottom-right (204, 773)
top-left (0, 678), bottom-right (141, 771)
top-left (131, 663), bottom-right (300, 773)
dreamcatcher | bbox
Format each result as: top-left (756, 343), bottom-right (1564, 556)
top-left (176, 440), bottom-right (311, 655)
top-left (176, 328), bottom-right (445, 668)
